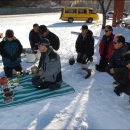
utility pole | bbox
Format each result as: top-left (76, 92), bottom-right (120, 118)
top-left (112, 0), bottom-right (125, 27)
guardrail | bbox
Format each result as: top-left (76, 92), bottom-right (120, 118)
top-left (0, 7), bottom-right (61, 15)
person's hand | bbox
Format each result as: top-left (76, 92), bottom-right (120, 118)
top-left (126, 63), bottom-right (130, 69)
top-left (110, 68), bottom-right (115, 74)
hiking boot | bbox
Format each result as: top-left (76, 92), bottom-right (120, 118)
top-left (113, 81), bottom-right (119, 85)
top-left (114, 84), bottom-right (123, 96)
top-left (114, 88), bottom-right (121, 96)
top-left (82, 68), bottom-right (92, 79)
top-left (95, 65), bottom-right (106, 72)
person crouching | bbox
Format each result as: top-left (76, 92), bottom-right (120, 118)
top-left (32, 38), bottom-right (62, 90)
top-left (113, 51), bottom-right (130, 96)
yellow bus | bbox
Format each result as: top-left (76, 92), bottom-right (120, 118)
top-left (60, 7), bottom-right (99, 23)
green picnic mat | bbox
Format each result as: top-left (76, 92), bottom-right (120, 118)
top-left (0, 74), bottom-right (75, 108)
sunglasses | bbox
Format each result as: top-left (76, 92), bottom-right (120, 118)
top-left (114, 41), bottom-right (122, 45)
top-left (105, 30), bottom-right (110, 32)
top-left (114, 41), bottom-right (118, 44)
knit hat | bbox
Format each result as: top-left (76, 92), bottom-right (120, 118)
top-left (5, 29), bottom-right (14, 38)
top-left (39, 38), bottom-right (50, 46)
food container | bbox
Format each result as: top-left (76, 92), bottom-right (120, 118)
top-left (0, 76), bottom-right (8, 85)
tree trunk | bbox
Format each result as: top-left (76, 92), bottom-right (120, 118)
top-left (102, 13), bottom-right (106, 29)
top-left (98, 0), bottom-right (112, 29)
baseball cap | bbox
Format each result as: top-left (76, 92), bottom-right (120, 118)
top-left (105, 25), bottom-right (113, 31)
top-left (39, 38), bottom-right (50, 46)
top-left (81, 25), bottom-right (88, 30)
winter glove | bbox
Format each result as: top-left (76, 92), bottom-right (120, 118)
top-left (32, 47), bottom-right (38, 54)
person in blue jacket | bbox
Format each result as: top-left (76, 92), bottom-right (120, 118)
top-left (0, 29), bottom-right (23, 77)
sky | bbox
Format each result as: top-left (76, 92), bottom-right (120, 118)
top-left (0, 13), bottom-right (130, 129)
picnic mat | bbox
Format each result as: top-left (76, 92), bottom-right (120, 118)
top-left (0, 74), bottom-right (75, 108)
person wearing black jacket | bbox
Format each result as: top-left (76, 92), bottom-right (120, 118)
top-left (0, 29), bottom-right (23, 77)
top-left (113, 51), bottom-right (130, 96)
top-left (29, 23), bottom-right (40, 53)
top-left (108, 34), bottom-right (129, 75)
top-left (39, 25), bottom-right (60, 51)
top-left (75, 25), bottom-right (94, 64)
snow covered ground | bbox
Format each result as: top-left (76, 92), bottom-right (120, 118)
top-left (0, 13), bottom-right (130, 129)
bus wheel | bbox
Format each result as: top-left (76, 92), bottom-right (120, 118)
top-left (87, 18), bottom-right (93, 23)
top-left (68, 17), bottom-right (73, 23)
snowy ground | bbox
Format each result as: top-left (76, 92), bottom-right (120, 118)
top-left (0, 13), bottom-right (130, 129)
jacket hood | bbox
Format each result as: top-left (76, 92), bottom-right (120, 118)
top-left (87, 29), bottom-right (93, 37)
top-left (1, 37), bottom-right (16, 42)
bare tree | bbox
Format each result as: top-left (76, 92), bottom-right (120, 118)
top-left (98, 0), bottom-right (112, 29)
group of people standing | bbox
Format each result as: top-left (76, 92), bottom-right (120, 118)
top-left (0, 24), bottom-right (130, 95)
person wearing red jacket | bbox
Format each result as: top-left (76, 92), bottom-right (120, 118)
top-left (96, 25), bottom-right (114, 72)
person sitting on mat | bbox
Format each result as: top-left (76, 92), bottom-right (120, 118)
top-left (32, 38), bottom-right (62, 90)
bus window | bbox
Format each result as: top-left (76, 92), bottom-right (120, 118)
top-left (78, 9), bottom-right (86, 14)
top-left (65, 9), bottom-right (77, 13)
top-left (89, 9), bottom-right (96, 14)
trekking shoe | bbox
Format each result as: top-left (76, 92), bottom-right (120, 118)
top-left (114, 85), bottom-right (123, 96)
top-left (114, 88), bottom-right (121, 96)
top-left (95, 64), bottom-right (99, 69)
top-left (95, 65), bottom-right (106, 72)
top-left (113, 81), bottom-right (119, 85)
top-left (83, 68), bottom-right (92, 79)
